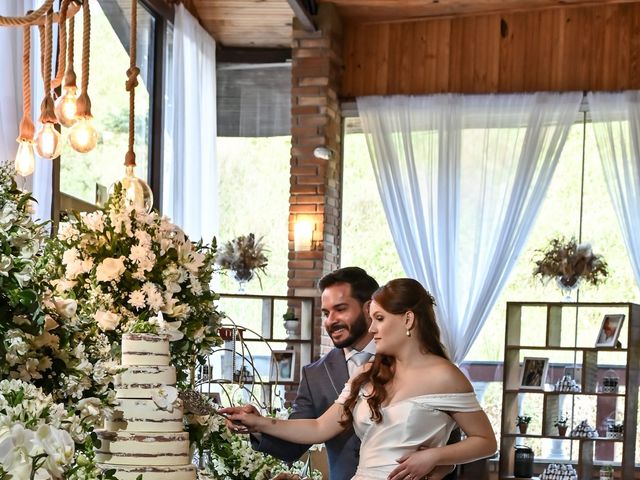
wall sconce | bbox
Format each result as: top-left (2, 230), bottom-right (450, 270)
top-left (313, 146), bottom-right (333, 160)
top-left (294, 219), bottom-right (314, 251)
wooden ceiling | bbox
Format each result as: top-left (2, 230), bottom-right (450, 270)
top-left (188, 0), bottom-right (640, 49)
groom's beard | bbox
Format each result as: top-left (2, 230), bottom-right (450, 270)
top-left (328, 311), bottom-right (369, 349)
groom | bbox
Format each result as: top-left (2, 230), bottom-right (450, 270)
top-left (222, 267), bottom-right (457, 480)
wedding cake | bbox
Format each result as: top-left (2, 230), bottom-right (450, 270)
top-left (96, 333), bottom-right (196, 480)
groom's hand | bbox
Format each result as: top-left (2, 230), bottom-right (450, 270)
top-left (218, 405), bottom-right (260, 434)
top-left (388, 446), bottom-right (453, 480)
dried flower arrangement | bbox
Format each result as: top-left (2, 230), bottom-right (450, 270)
top-left (533, 236), bottom-right (608, 290)
top-left (216, 233), bottom-right (269, 286)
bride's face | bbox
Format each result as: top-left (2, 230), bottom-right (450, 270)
top-left (368, 300), bottom-right (406, 355)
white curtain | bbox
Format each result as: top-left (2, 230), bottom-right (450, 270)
top-left (357, 92), bottom-right (582, 363)
top-left (162, 4), bottom-right (218, 242)
top-left (0, 0), bottom-right (52, 222)
top-left (588, 92), bottom-right (640, 287)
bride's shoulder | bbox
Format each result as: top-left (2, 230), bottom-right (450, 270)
top-left (423, 358), bottom-right (473, 394)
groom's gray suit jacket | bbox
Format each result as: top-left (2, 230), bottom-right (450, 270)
top-left (252, 347), bottom-right (359, 480)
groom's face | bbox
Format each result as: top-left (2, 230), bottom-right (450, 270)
top-left (321, 282), bottom-right (371, 350)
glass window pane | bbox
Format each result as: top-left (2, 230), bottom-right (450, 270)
top-left (60, 0), bottom-right (152, 205)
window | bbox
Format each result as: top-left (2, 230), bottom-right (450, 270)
top-left (341, 112), bottom-right (640, 456)
top-left (59, 0), bottom-right (158, 205)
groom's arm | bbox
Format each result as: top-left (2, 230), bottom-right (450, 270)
top-left (251, 366), bottom-right (315, 462)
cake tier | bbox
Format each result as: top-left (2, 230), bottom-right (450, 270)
top-left (95, 431), bottom-right (191, 466)
top-left (122, 333), bottom-right (171, 366)
top-left (98, 464), bottom-right (196, 480)
top-left (106, 398), bottom-right (184, 432)
top-left (115, 365), bottom-right (176, 398)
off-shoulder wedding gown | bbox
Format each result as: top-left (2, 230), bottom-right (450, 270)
top-left (336, 386), bottom-right (481, 480)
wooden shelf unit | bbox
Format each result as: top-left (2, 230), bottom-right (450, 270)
top-left (499, 301), bottom-right (640, 479)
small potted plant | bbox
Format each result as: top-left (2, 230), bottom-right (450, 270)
top-left (516, 415), bottom-right (532, 434)
top-left (554, 414), bottom-right (569, 436)
top-left (283, 307), bottom-right (300, 339)
top-left (599, 465), bottom-right (614, 480)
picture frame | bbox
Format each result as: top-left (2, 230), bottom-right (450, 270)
top-left (208, 391), bottom-right (222, 405)
top-left (595, 314), bottom-right (625, 347)
top-left (520, 357), bottom-right (549, 390)
top-left (270, 350), bottom-right (295, 382)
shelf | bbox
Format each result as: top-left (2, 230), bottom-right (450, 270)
top-left (502, 433), bottom-right (624, 442)
top-left (504, 389), bottom-right (625, 397)
top-left (500, 301), bottom-right (640, 479)
top-left (505, 345), bottom-right (628, 352)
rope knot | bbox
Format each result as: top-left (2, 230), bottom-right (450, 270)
top-left (125, 66), bottom-right (140, 91)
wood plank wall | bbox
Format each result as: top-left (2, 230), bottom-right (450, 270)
top-left (341, 3), bottom-right (640, 97)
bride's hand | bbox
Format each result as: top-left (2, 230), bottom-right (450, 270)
top-left (388, 447), bottom-right (443, 480)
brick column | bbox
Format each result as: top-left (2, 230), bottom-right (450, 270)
top-left (288, 5), bottom-right (343, 358)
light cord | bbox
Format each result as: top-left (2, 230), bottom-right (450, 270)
top-left (125, 0), bottom-right (140, 167)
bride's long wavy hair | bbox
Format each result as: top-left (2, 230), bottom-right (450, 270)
top-left (339, 278), bottom-right (449, 426)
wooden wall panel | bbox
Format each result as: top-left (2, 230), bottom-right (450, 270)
top-left (341, 3), bottom-right (640, 97)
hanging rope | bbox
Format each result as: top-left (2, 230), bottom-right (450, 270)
top-left (63, 12), bottom-right (77, 89)
top-left (0, 0), bottom-right (54, 27)
top-left (75, 0), bottom-right (93, 118)
top-left (52, 0), bottom-right (71, 90)
top-left (39, 10), bottom-right (56, 125)
top-left (17, 25), bottom-right (35, 141)
top-left (125, 0), bottom-right (140, 167)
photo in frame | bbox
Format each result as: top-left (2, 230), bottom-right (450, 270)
top-left (207, 391), bottom-right (222, 405)
top-left (595, 314), bottom-right (625, 347)
top-left (520, 357), bottom-right (549, 390)
top-left (270, 350), bottom-right (296, 382)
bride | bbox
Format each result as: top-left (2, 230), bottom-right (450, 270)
top-left (222, 278), bottom-right (497, 480)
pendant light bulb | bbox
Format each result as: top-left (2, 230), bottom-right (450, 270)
top-left (15, 140), bottom-right (35, 176)
top-left (54, 86), bottom-right (78, 127)
top-left (34, 123), bottom-right (63, 159)
top-left (120, 165), bottom-right (153, 213)
top-left (69, 116), bottom-right (98, 153)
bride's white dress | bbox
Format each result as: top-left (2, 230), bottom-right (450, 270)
top-left (336, 385), bottom-right (482, 480)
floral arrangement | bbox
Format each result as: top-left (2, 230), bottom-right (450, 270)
top-left (533, 236), bottom-right (608, 289)
top-left (0, 163), bottom-right (48, 361)
top-left (185, 393), bottom-right (321, 480)
top-left (36, 184), bottom-right (223, 385)
top-left (516, 415), bottom-right (531, 425)
top-left (216, 233), bottom-right (268, 286)
top-left (0, 379), bottom-right (114, 480)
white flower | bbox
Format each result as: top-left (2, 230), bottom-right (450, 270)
top-left (151, 385), bottom-right (178, 412)
top-left (95, 257), bottom-right (126, 282)
top-left (34, 424), bottom-right (75, 477)
top-left (94, 310), bottom-right (121, 331)
top-left (81, 211), bottom-right (105, 232)
top-left (0, 424), bottom-right (35, 479)
top-left (53, 298), bottom-right (77, 320)
top-left (149, 312), bottom-right (184, 341)
top-left (77, 398), bottom-right (102, 423)
top-left (128, 290), bottom-right (146, 309)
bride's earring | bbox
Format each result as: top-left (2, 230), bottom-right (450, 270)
top-left (406, 329), bottom-right (411, 337)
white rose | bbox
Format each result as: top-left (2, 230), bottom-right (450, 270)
top-left (96, 257), bottom-right (126, 282)
top-left (95, 310), bottom-right (121, 331)
top-left (53, 298), bottom-right (77, 320)
top-left (77, 397), bottom-right (102, 422)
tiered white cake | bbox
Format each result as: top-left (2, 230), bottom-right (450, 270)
top-left (96, 333), bottom-right (196, 480)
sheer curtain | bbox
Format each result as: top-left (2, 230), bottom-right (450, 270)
top-left (357, 92), bottom-right (582, 363)
top-left (0, 1), bottom-right (52, 222)
top-left (588, 92), bottom-right (640, 287)
top-left (162, 4), bottom-right (217, 242)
